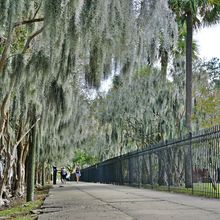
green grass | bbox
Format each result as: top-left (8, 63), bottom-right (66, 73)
top-left (0, 200), bottom-right (41, 219)
top-left (15, 217), bottom-right (33, 220)
top-left (192, 183), bottom-right (220, 198)
top-left (14, 217), bottom-right (34, 220)
top-left (0, 185), bottom-right (51, 220)
top-left (141, 183), bottom-right (220, 198)
top-left (194, 182), bottom-right (220, 191)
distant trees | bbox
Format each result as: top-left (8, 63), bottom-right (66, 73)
top-left (67, 150), bottom-right (98, 174)
top-left (83, 67), bottom-right (186, 160)
top-left (193, 58), bottom-right (220, 128)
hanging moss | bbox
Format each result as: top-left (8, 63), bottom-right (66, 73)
top-left (11, 54), bottom-right (24, 82)
top-left (26, 51), bottom-right (50, 76)
top-left (85, 41), bottom-right (102, 88)
top-left (48, 80), bottom-right (65, 114)
top-left (111, 125), bottom-right (118, 143)
top-left (0, 0), bottom-right (186, 199)
top-left (80, 0), bottom-right (97, 33)
top-left (44, 0), bottom-right (61, 32)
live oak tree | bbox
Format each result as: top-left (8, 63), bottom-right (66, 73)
top-left (0, 0), bottom-right (177, 203)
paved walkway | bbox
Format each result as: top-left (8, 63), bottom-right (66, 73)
top-left (39, 182), bottom-right (220, 220)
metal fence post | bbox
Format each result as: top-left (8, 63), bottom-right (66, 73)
top-left (189, 132), bottom-right (194, 195)
top-left (149, 152), bottom-right (153, 188)
top-left (185, 132), bottom-right (193, 189)
top-left (119, 156), bottom-right (123, 185)
top-left (128, 156), bottom-right (131, 185)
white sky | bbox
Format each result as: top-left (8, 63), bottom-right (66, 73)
top-left (194, 23), bottom-right (220, 60)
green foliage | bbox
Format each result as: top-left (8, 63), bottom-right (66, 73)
top-left (0, 37), bottom-right (5, 54)
top-left (112, 75), bottom-right (123, 90)
top-left (202, 57), bottom-right (220, 88)
top-left (174, 22), bottom-right (199, 59)
top-left (169, 0), bottom-right (220, 27)
top-left (194, 89), bottom-right (220, 128)
top-left (133, 66), bottom-right (152, 79)
top-left (11, 27), bottom-right (28, 54)
top-left (192, 58), bottom-right (220, 128)
top-left (69, 150), bottom-right (98, 169)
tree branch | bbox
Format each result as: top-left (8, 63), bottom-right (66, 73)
top-left (0, 17), bottom-right (44, 73)
top-left (32, 0), bottom-right (43, 19)
top-left (22, 26), bottom-right (44, 54)
top-left (13, 117), bottom-right (41, 149)
top-left (14, 18), bottom-right (44, 28)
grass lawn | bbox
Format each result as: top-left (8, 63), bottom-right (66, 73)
top-left (142, 182), bottom-right (220, 198)
top-left (192, 182), bottom-right (220, 197)
top-left (0, 185), bottom-right (51, 220)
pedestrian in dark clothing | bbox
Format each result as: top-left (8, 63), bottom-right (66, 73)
top-left (61, 167), bottom-right (67, 184)
top-left (53, 166), bottom-right (58, 185)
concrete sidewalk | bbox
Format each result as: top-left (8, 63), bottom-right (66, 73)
top-left (38, 182), bottom-right (220, 220)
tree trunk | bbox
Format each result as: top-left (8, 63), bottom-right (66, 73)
top-left (41, 161), bottom-right (45, 187)
top-left (185, 12), bottom-right (193, 131)
top-left (0, 116), bottom-right (11, 199)
top-left (0, 141), bottom-right (14, 200)
top-left (37, 168), bottom-right (41, 185)
top-left (0, 95), bottom-right (11, 142)
top-left (46, 166), bottom-right (51, 184)
top-left (35, 162), bottom-right (40, 185)
top-left (185, 12), bottom-right (193, 189)
top-left (14, 143), bottom-right (28, 197)
top-left (26, 108), bottom-right (37, 202)
top-left (0, 153), bottom-right (10, 199)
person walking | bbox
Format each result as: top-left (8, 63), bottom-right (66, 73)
top-left (61, 167), bottom-right (67, 184)
top-left (75, 166), bottom-right (81, 183)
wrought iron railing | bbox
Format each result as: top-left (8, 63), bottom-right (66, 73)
top-left (81, 125), bottom-right (220, 198)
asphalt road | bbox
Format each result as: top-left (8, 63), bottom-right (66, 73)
top-left (38, 182), bottom-right (220, 220)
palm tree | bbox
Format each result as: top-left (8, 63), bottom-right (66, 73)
top-left (169, 0), bottom-right (220, 130)
top-left (169, 0), bottom-right (220, 188)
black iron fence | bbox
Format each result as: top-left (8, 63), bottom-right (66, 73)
top-left (81, 125), bottom-right (220, 198)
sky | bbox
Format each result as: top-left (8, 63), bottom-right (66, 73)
top-left (194, 23), bottom-right (220, 60)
